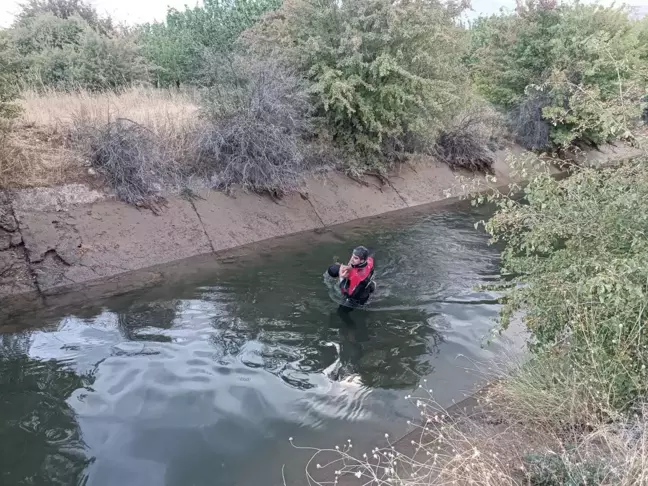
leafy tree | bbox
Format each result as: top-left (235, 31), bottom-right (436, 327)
top-left (9, 13), bottom-right (147, 90)
top-left (11, 12), bottom-right (87, 55)
top-left (245, 0), bottom-right (470, 173)
top-left (136, 22), bottom-right (198, 88)
top-left (14, 0), bottom-right (114, 35)
top-left (72, 29), bottom-right (148, 90)
top-left (137, 0), bottom-right (281, 87)
top-left (166, 0), bottom-right (281, 51)
top-left (470, 1), bottom-right (647, 150)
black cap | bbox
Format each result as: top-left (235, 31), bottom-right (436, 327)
top-left (352, 246), bottom-right (369, 260)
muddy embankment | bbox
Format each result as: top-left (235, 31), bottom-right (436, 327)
top-left (0, 144), bottom-right (640, 321)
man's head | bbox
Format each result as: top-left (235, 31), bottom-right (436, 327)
top-left (350, 246), bottom-right (369, 266)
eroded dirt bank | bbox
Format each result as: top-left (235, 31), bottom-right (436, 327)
top-left (0, 145), bottom-right (639, 321)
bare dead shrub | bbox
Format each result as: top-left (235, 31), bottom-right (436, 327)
top-left (510, 90), bottom-right (553, 151)
top-left (191, 55), bottom-right (318, 198)
top-left (10, 86), bottom-right (199, 192)
top-left (73, 117), bottom-right (187, 212)
top-left (432, 106), bottom-right (504, 174)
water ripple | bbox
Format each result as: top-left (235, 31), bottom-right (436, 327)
top-left (0, 203), bottom-right (529, 486)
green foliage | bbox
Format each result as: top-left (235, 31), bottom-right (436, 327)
top-left (0, 33), bottom-right (22, 127)
top-left (482, 158), bottom-right (648, 411)
top-left (470, 1), bottom-right (647, 150)
top-left (14, 0), bottom-right (114, 34)
top-left (136, 22), bottom-right (198, 88)
top-left (524, 452), bottom-right (606, 486)
top-left (246, 0), bottom-right (470, 173)
top-left (137, 0), bottom-right (281, 87)
top-left (166, 0), bottom-right (281, 52)
top-left (9, 13), bottom-right (147, 90)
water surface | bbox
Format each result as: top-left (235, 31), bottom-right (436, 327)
top-left (0, 201), bottom-right (525, 486)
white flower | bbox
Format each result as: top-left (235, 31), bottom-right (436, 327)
top-left (354, 472), bottom-right (362, 479)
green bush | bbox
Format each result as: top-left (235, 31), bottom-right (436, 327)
top-left (137, 0), bottom-right (281, 88)
top-left (482, 158), bottom-right (648, 411)
top-left (524, 452), bottom-right (606, 486)
top-left (9, 13), bottom-right (147, 90)
top-left (245, 0), bottom-right (470, 173)
top-left (166, 0), bottom-right (281, 52)
top-left (13, 0), bottom-right (114, 35)
top-left (470, 1), bottom-right (647, 150)
top-left (0, 34), bottom-right (21, 127)
top-left (136, 22), bottom-right (198, 88)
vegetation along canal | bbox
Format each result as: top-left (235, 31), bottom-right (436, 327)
top-left (0, 200), bottom-right (526, 486)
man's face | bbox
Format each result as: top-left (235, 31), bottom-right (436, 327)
top-left (350, 254), bottom-right (363, 266)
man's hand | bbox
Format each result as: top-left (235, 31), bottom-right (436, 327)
top-left (339, 264), bottom-right (350, 279)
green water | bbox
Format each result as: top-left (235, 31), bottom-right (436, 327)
top-left (0, 200), bottom-right (525, 486)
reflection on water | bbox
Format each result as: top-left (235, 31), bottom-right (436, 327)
top-left (0, 201), bottom-right (524, 486)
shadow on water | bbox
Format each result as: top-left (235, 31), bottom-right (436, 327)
top-left (0, 200), bottom-right (524, 486)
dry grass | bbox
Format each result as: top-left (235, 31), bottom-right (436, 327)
top-left (19, 86), bottom-right (199, 134)
top-left (0, 126), bottom-right (82, 189)
top-left (3, 81), bottom-right (322, 201)
top-left (0, 86), bottom-right (200, 190)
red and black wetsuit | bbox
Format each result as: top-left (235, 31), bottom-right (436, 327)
top-left (337, 257), bottom-right (375, 305)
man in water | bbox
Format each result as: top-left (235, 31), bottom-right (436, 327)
top-left (327, 246), bottom-right (376, 308)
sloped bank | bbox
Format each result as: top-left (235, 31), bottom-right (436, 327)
top-left (0, 144), bottom-right (639, 321)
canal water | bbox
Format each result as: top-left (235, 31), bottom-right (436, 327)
top-left (0, 200), bottom-right (526, 486)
